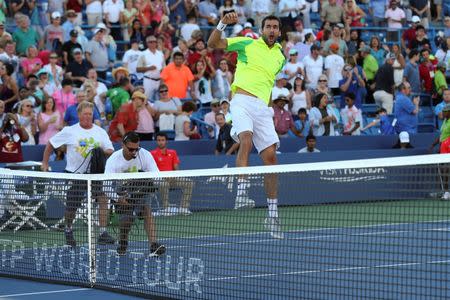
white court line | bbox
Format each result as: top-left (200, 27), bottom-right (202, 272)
top-left (0, 288), bottom-right (90, 298)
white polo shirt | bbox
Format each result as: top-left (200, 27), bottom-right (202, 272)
top-left (103, 0), bottom-right (124, 23)
top-left (137, 49), bottom-right (165, 80)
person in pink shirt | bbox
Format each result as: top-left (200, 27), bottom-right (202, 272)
top-left (21, 45), bottom-right (43, 79)
top-left (52, 78), bottom-right (77, 117)
top-left (272, 95), bottom-right (303, 138)
top-left (38, 97), bottom-right (62, 145)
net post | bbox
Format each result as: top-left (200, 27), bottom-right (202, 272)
top-left (87, 178), bottom-right (96, 287)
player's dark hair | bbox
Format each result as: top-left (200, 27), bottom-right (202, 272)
top-left (306, 134), bottom-right (316, 141)
top-left (119, 77), bottom-right (130, 87)
top-left (173, 51), bottom-right (184, 59)
top-left (215, 112), bottom-right (225, 119)
top-left (155, 132), bottom-right (168, 140)
top-left (62, 78), bottom-right (73, 87)
top-left (298, 108), bottom-right (307, 115)
top-left (261, 15), bottom-right (281, 30)
top-left (123, 131), bottom-right (140, 144)
top-left (182, 101), bottom-right (197, 113)
top-left (408, 49), bottom-right (419, 59)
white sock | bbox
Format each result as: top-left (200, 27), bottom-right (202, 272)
top-left (267, 198), bottom-right (278, 219)
top-left (99, 227), bottom-right (106, 234)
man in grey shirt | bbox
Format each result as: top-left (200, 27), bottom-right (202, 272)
top-left (403, 49), bottom-right (421, 94)
top-left (298, 135), bottom-right (321, 153)
top-left (85, 28), bottom-right (109, 80)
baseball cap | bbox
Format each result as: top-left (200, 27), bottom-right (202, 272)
top-left (93, 28), bottom-right (103, 35)
top-left (70, 29), bottom-right (78, 37)
top-left (289, 48), bottom-right (298, 55)
top-left (387, 52), bottom-right (396, 60)
top-left (337, 23), bottom-right (345, 29)
top-left (51, 11), bottom-right (61, 19)
top-left (276, 73), bottom-right (288, 80)
top-left (211, 98), bottom-right (220, 105)
top-left (274, 95), bottom-right (289, 103)
top-left (96, 23), bottom-right (107, 30)
top-left (359, 45), bottom-right (371, 53)
top-left (72, 48), bottom-right (82, 54)
top-left (399, 131), bottom-right (410, 143)
top-left (132, 91), bottom-right (146, 100)
top-left (244, 22), bottom-right (252, 28)
top-left (220, 98), bottom-right (230, 104)
top-left (411, 16), bottom-right (421, 23)
top-left (66, 9), bottom-right (77, 17)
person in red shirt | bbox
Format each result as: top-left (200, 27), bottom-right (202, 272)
top-left (0, 113), bottom-right (29, 163)
top-left (108, 91), bottom-right (146, 142)
top-left (150, 132), bottom-right (193, 216)
top-left (401, 16), bottom-right (420, 54)
top-left (418, 48), bottom-right (438, 94)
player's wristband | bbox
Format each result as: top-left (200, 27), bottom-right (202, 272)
top-left (216, 20), bottom-right (227, 32)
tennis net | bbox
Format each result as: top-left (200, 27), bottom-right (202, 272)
top-left (0, 154), bottom-right (450, 299)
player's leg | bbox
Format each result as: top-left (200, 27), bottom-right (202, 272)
top-left (178, 178), bottom-right (194, 215)
top-left (440, 138), bottom-right (450, 199)
top-left (230, 94), bottom-right (256, 209)
top-left (116, 198), bottom-right (134, 255)
top-left (64, 180), bottom-right (85, 247)
top-left (142, 200), bottom-right (166, 257)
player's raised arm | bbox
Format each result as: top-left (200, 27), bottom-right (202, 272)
top-left (207, 11), bottom-right (238, 49)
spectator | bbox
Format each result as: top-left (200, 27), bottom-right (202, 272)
top-left (298, 134), bottom-right (320, 153)
top-left (220, 98), bottom-right (232, 123)
top-left (135, 90), bottom-right (157, 141)
top-left (359, 45), bottom-right (378, 89)
top-left (43, 11), bottom-right (64, 52)
top-left (193, 59), bottom-right (215, 105)
top-left (309, 93), bottom-right (338, 136)
top-left (64, 90), bottom-right (102, 127)
top-left (212, 58), bottom-right (233, 99)
top-left (361, 107), bottom-right (396, 135)
top-left (273, 95), bottom-right (303, 138)
top-left (150, 131), bottom-right (194, 216)
top-left (204, 98), bottom-right (221, 137)
top-left (370, 36), bottom-right (389, 67)
top-left (340, 92), bottom-right (362, 135)
top-left (122, 39), bottom-right (143, 81)
top-left (445, 16), bottom-right (450, 37)
top-left (346, 29), bottom-right (362, 56)
top-left (392, 131), bottom-right (414, 149)
top-left (403, 49), bottom-right (421, 94)
top-left (175, 101), bottom-right (198, 140)
top-left (153, 83), bottom-right (182, 131)
top-left (410, 0), bottom-right (429, 28)
top-left (312, 74), bottom-right (333, 100)
top-left (392, 44), bottom-right (405, 87)
top-left (235, 0), bottom-right (251, 25)
top-left (215, 112), bottom-right (239, 154)
top-left (111, 66), bottom-right (129, 83)
top-left (401, 15), bottom-right (421, 53)
top-left (418, 48), bottom-right (438, 94)
top-left (0, 112), bottom-right (29, 163)
top-left (394, 81), bottom-right (419, 134)
top-left (12, 14), bottom-right (41, 56)
top-left (160, 51), bottom-right (195, 99)
top-left (435, 61), bottom-right (447, 99)
top-left (241, 22), bottom-right (259, 39)
top-left (0, 40), bottom-right (20, 81)
top-left (435, 37), bottom-right (450, 67)
top-left (0, 62), bottom-right (19, 113)
top-left (290, 75), bottom-right (311, 114)
top-left (86, 0), bottom-right (103, 27)
top-left (278, 0), bottom-right (302, 30)
top-left (16, 99), bottom-right (36, 145)
top-left (374, 53), bottom-right (396, 114)
top-left (272, 73), bottom-right (290, 101)
top-left (129, 19), bottom-right (145, 47)
top-left (409, 25), bottom-right (430, 50)
top-left (385, 0), bottom-right (405, 42)
top-left (85, 28), bottom-right (109, 80)
top-left (36, 68), bottom-right (57, 97)
top-left (198, 0), bottom-right (219, 27)
top-left (302, 44), bottom-right (324, 89)
top-left (43, 52), bottom-right (64, 90)
top-left (84, 69), bottom-right (108, 117)
top-left (344, 0), bottom-right (366, 27)
top-left (325, 43), bottom-right (344, 96)
top-left (320, 0), bottom-right (344, 24)
top-left (62, 30), bottom-right (82, 67)
top-left (108, 91), bottom-right (146, 142)
top-left (219, 0), bottom-right (236, 19)
top-left (21, 45), bottom-right (43, 79)
top-left (65, 0), bottom-right (83, 26)
top-left (65, 48), bottom-right (93, 87)
top-left (61, 11), bottom-right (78, 42)
top-left (322, 24), bottom-right (348, 57)
top-left (369, 0), bottom-right (387, 27)
top-left (251, 0), bottom-right (271, 28)
top-left (52, 78), bottom-right (76, 117)
top-left (103, 0), bottom-right (124, 42)
top-left (180, 15), bottom-right (201, 42)
top-left (104, 77), bottom-right (132, 116)
top-left (289, 107), bottom-right (310, 137)
top-left (37, 97), bottom-right (62, 145)
top-left (435, 89), bottom-right (450, 129)
top-left (339, 64), bottom-right (365, 109)
top-left (283, 49), bottom-right (304, 86)
top-left (0, 100), bottom-right (4, 124)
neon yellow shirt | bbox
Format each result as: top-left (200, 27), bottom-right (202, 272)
top-left (226, 37), bottom-right (285, 105)
top-left (440, 118), bottom-right (450, 142)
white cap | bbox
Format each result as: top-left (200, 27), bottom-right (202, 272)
top-left (399, 131), bottom-right (410, 143)
top-left (411, 16), bottom-right (421, 23)
top-left (51, 11), bottom-right (61, 19)
top-left (96, 23), bottom-right (107, 30)
top-left (244, 22), bottom-right (252, 28)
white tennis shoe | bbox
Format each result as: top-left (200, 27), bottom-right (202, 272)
top-left (264, 217), bottom-right (284, 239)
top-left (442, 191), bottom-right (450, 200)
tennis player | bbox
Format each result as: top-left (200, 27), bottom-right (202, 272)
top-left (105, 131), bottom-right (166, 256)
top-left (207, 14), bottom-right (285, 238)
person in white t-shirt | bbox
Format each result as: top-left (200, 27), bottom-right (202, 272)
top-left (283, 48), bottom-right (304, 86)
top-left (302, 44), bottom-right (324, 89)
top-left (86, 0), bottom-right (103, 26)
top-left (136, 35), bottom-right (166, 101)
top-left (41, 101), bottom-right (115, 248)
top-left (104, 131), bottom-right (166, 257)
top-left (122, 39), bottom-right (144, 81)
top-left (324, 43), bottom-right (344, 96)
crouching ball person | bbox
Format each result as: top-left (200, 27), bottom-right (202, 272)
top-left (104, 131), bottom-right (166, 256)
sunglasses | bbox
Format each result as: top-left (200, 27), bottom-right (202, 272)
top-left (319, 79), bottom-right (328, 82)
top-left (126, 145), bottom-right (140, 153)
top-left (50, 56), bottom-right (58, 59)
top-left (159, 90), bottom-right (168, 93)
top-left (211, 103), bottom-right (220, 107)
top-left (24, 105), bottom-right (32, 107)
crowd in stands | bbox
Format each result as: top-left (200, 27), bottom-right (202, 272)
top-left (1, 0), bottom-right (450, 163)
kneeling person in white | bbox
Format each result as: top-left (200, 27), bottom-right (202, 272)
top-left (105, 131), bottom-right (165, 257)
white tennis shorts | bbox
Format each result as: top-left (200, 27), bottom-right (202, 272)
top-left (230, 93), bottom-right (279, 153)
